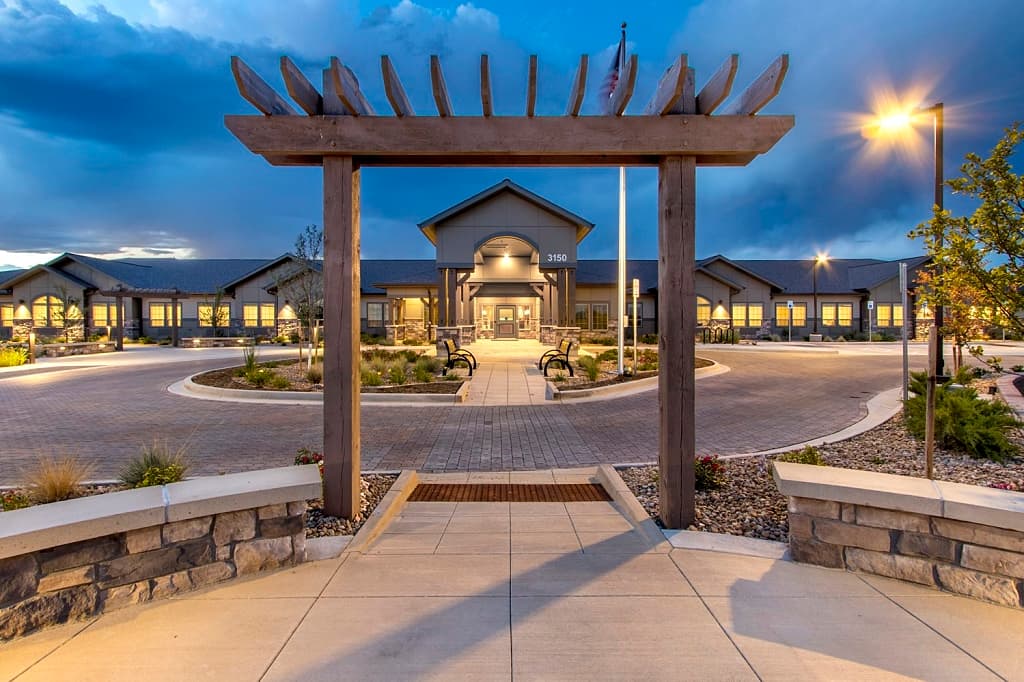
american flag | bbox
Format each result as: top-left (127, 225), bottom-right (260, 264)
top-left (599, 27), bottom-right (626, 114)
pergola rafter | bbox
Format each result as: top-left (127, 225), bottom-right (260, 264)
top-left (225, 50), bottom-right (794, 527)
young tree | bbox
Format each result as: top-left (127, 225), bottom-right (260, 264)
top-left (53, 284), bottom-right (83, 343)
top-left (199, 289), bottom-right (230, 338)
top-left (277, 225), bottom-right (324, 366)
top-left (911, 123), bottom-right (1024, 340)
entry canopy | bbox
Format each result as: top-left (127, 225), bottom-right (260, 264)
top-left (226, 52), bottom-right (793, 167)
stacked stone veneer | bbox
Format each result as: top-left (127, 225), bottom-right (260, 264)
top-left (774, 462), bottom-right (1024, 609)
top-left (0, 466), bottom-right (321, 640)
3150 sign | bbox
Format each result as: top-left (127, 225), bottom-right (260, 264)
top-left (546, 253), bottom-right (569, 263)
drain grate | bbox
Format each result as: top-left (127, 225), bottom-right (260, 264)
top-left (408, 483), bottom-right (611, 503)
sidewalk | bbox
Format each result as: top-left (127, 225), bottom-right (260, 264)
top-left (4, 470), bottom-right (1022, 681)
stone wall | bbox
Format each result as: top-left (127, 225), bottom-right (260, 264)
top-left (0, 502), bottom-right (307, 640)
top-left (774, 462), bottom-right (1024, 609)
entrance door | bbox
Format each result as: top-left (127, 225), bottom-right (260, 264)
top-left (495, 305), bottom-right (517, 339)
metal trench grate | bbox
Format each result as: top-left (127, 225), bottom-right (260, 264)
top-left (408, 483), bottom-right (611, 503)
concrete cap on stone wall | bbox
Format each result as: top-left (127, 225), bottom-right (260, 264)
top-left (0, 465), bottom-right (322, 560)
top-left (773, 462), bottom-right (1024, 533)
top-left (165, 465), bottom-right (323, 522)
top-left (0, 487), bottom-right (165, 560)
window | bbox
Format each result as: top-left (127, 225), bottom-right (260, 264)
top-left (627, 302), bottom-right (643, 322)
top-left (821, 303), bottom-right (853, 327)
top-left (32, 295), bottom-right (63, 327)
top-left (198, 303), bottom-right (231, 328)
top-left (1, 303), bottom-right (12, 328)
top-left (243, 303), bottom-right (276, 327)
top-left (591, 303), bottom-right (609, 331)
top-left (150, 303), bottom-right (183, 327)
top-left (822, 303), bottom-right (835, 326)
top-left (366, 302), bottom-right (385, 328)
top-left (697, 297), bottom-right (711, 325)
top-left (775, 303), bottom-right (806, 327)
top-left (574, 303), bottom-right (590, 330)
top-left (876, 304), bottom-right (890, 327)
top-left (731, 303), bottom-right (764, 327)
top-left (892, 304), bottom-right (903, 327)
top-left (92, 303), bottom-right (119, 327)
top-left (917, 301), bottom-right (933, 320)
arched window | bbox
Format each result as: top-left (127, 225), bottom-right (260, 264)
top-left (696, 296), bottom-right (711, 325)
top-left (32, 295), bottom-right (64, 327)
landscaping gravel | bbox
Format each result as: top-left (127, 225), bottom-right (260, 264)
top-left (619, 409), bottom-right (1024, 542)
top-left (305, 473), bottom-right (398, 537)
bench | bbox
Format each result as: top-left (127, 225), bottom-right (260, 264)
top-left (440, 338), bottom-right (477, 376)
top-left (539, 338), bottom-right (574, 377)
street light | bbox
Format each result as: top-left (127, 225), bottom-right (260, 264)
top-left (812, 252), bottom-right (829, 334)
top-left (865, 101), bottom-right (945, 374)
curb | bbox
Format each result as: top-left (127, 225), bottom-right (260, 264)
top-left (344, 470), bottom-right (420, 553)
top-left (597, 464), bottom-right (671, 550)
top-left (170, 374), bottom-right (468, 406)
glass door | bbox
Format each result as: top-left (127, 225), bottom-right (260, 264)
top-left (495, 305), bottom-right (517, 339)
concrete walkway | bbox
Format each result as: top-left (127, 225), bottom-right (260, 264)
top-left (5, 472), bottom-right (1023, 680)
top-left (461, 339), bottom-right (549, 406)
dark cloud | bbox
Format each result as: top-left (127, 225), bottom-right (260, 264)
top-left (0, 0), bottom-right (1022, 262)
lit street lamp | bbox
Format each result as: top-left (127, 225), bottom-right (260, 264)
top-left (866, 101), bottom-right (945, 374)
top-left (812, 252), bottom-right (829, 334)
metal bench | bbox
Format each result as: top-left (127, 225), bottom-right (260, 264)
top-left (538, 338), bottom-right (574, 377)
top-left (440, 337), bottom-right (477, 376)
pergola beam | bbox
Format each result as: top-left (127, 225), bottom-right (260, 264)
top-left (696, 54), bottom-right (738, 115)
top-left (565, 55), bottom-right (588, 117)
top-left (280, 57), bottom-right (323, 115)
top-left (608, 54), bottom-right (638, 116)
top-left (231, 57), bottom-right (297, 116)
top-left (480, 54), bottom-right (494, 117)
top-left (224, 114), bottom-right (793, 165)
top-left (381, 56), bottom-right (415, 117)
top-left (644, 55), bottom-right (688, 116)
top-left (721, 54), bottom-right (789, 116)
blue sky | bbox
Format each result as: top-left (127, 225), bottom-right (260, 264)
top-left (1, 0), bottom-right (1022, 270)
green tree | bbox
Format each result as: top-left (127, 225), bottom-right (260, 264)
top-left (53, 284), bottom-right (83, 343)
top-left (910, 124), bottom-right (1024, 341)
top-left (199, 289), bottom-right (230, 337)
top-left (277, 225), bottom-right (324, 365)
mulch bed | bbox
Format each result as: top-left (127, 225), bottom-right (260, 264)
top-left (191, 360), bottom-right (464, 394)
top-left (619, 408), bottom-right (1024, 542)
top-left (553, 355), bottom-right (713, 391)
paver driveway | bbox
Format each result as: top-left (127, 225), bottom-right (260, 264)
top-left (0, 343), bottom-right (950, 482)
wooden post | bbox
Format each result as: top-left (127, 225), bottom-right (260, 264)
top-left (657, 155), bottom-right (697, 528)
top-left (115, 294), bottom-right (124, 351)
top-left (322, 156), bottom-right (361, 519)
top-left (925, 324), bottom-right (938, 480)
top-left (170, 296), bottom-right (179, 347)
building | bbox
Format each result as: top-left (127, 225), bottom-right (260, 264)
top-left (0, 180), bottom-right (931, 345)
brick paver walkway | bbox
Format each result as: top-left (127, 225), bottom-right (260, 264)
top-left (0, 345), bottom-right (935, 482)
top-left (18, 342), bottom-right (1015, 481)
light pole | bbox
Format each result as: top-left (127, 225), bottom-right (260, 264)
top-left (812, 253), bottom-right (828, 334)
top-left (865, 101), bottom-right (945, 373)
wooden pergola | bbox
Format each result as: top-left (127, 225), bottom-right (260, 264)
top-left (226, 50), bottom-right (793, 527)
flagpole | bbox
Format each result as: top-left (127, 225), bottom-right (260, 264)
top-left (617, 22), bottom-right (627, 376)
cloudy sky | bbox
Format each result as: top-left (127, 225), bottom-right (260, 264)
top-left (0, 0), bottom-right (1021, 270)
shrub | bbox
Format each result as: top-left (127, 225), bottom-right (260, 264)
top-left (590, 336), bottom-right (616, 346)
top-left (442, 372), bottom-right (461, 381)
top-left (294, 447), bottom-right (324, 476)
top-left (306, 365), bottom-right (323, 383)
top-left (370, 356), bottom-right (389, 375)
top-left (597, 348), bottom-right (618, 362)
top-left (415, 355), bottom-right (441, 373)
top-left (245, 367), bottom-right (272, 387)
top-left (270, 374), bottom-right (291, 389)
top-left (289, 333), bottom-right (300, 343)
top-left (23, 456), bottom-right (95, 503)
top-left (361, 366), bottom-right (383, 386)
top-left (694, 455), bottom-right (726, 491)
top-left (577, 355), bottom-right (601, 381)
top-left (640, 333), bottom-right (658, 344)
top-left (241, 343), bottom-right (258, 373)
top-left (0, 344), bottom-right (28, 367)
top-left (403, 337), bottom-right (425, 346)
top-left (387, 360), bottom-right (408, 385)
top-left (904, 370), bottom-right (1021, 462)
top-left (1012, 364), bottom-right (1024, 373)
top-left (552, 371), bottom-right (567, 382)
top-left (775, 446), bottom-right (825, 466)
top-left (119, 442), bottom-right (189, 488)
top-left (1, 490), bottom-right (31, 511)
